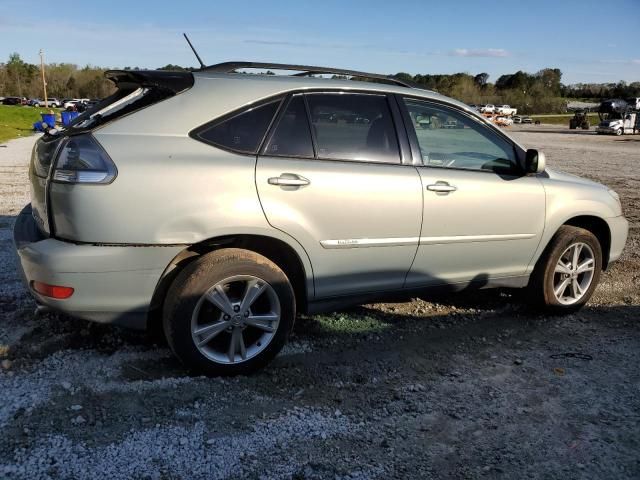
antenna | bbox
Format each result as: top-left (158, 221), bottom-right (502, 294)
top-left (183, 33), bottom-right (205, 69)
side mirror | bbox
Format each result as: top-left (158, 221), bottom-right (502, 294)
top-left (525, 149), bottom-right (546, 174)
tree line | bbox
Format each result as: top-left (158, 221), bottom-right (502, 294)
top-left (1, 53), bottom-right (638, 113)
top-left (0, 53), bottom-right (114, 100)
top-left (393, 69), bottom-right (640, 113)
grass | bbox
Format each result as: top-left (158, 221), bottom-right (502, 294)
top-left (297, 312), bottom-right (391, 337)
top-left (530, 113), bottom-right (601, 126)
top-left (0, 105), bottom-right (62, 144)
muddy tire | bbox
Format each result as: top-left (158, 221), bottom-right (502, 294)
top-left (527, 226), bottom-right (602, 313)
top-left (163, 248), bottom-right (295, 376)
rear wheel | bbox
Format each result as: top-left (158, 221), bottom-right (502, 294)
top-left (163, 248), bottom-right (295, 376)
top-left (528, 226), bottom-right (602, 312)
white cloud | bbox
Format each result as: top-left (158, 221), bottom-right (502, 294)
top-left (632, 59), bottom-right (640, 64)
top-left (450, 48), bottom-right (510, 58)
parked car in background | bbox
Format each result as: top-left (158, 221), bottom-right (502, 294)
top-left (494, 116), bottom-right (514, 127)
top-left (495, 105), bottom-right (517, 116)
top-left (40, 98), bottom-right (61, 108)
top-left (480, 104), bottom-right (495, 113)
top-left (2, 96), bottom-right (26, 105)
top-left (521, 116), bottom-right (533, 124)
top-left (26, 98), bottom-right (59, 108)
top-left (13, 63), bottom-right (628, 376)
top-left (63, 99), bottom-right (83, 109)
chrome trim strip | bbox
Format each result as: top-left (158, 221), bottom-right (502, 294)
top-left (320, 233), bottom-right (535, 249)
top-left (320, 237), bottom-right (420, 249)
top-left (419, 233), bottom-right (536, 245)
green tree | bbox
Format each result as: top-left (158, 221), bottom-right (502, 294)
top-left (474, 72), bottom-right (489, 88)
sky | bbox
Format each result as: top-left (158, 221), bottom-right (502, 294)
top-left (1, 0), bottom-right (639, 85)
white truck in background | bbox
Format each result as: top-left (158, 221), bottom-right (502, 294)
top-left (495, 105), bottom-right (517, 116)
top-left (596, 98), bottom-right (640, 135)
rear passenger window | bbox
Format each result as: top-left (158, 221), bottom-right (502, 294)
top-left (264, 95), bottom-right (314, 157)
top-left (192, 99), bottom-right (281, 154)
top-left (306, 93), bottom-right (400, 163)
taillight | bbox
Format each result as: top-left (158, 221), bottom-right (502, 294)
top-left (52, 134), bottom-right (117, 184)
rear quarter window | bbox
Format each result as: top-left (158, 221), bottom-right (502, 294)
top-left (192, 99), bottom-right (282, 154)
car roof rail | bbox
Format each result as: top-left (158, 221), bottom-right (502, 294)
top-left (200, 61), bottom-right (417, 89)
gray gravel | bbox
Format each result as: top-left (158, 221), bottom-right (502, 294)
top-left (0, 127), bottom-right (639, 479)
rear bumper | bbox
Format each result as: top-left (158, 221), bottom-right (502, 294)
top-left (13, 204), bottom-right (184, 329)
top-left (607, 215), bottom-right (628, 264)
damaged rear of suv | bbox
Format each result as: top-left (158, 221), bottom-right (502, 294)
top-left (14, 63), bottom-right (628, 375)
top-left (16, 70), bottom-right (196, 326)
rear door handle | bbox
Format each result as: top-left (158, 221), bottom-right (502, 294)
top-left (268, 173), bottom-right (310, 187)
top-left (426, 181), bottom-right (457, 194)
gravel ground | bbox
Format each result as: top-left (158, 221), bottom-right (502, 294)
top-left (0, 126), bottom-right (638, 479)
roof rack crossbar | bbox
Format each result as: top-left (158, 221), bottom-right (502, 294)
top-left (200, 61), bottom-right (415, 88)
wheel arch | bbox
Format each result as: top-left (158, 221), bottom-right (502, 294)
top-left (562, 215), bottom-right (611, 268)
top-left (147, 233), bottom-right (313, 332)
top-left (534, 215), bottom-right (612, 273)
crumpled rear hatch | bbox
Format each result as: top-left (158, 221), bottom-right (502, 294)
top-left (28, 69), bottom-right (194, 237)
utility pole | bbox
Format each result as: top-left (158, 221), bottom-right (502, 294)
top-left (39, 49), bottom-right (48, 108)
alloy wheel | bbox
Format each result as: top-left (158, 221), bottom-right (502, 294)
top-left (552, 242), bottom-right (596, 305)
top-left (190, 275), bottom-right (281, 364)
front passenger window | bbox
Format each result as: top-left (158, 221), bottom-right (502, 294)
top-left (403, 98), bottom-right (518, 174)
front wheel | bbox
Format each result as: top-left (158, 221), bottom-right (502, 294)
top-left (528, 226), bottom-right (602, 312)
top-left (163, 248), bottom-right (295, 376)
top-left (616, 128), bottom-right (623, 136)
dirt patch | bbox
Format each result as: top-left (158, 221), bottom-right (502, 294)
top-left (1, 129), bottom-right (639, 479)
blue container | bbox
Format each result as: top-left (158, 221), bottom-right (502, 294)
top-left (61, 111), bottom-right (79, 126)
top-left (33, 121), bottom-right (43, 131)
top-left (41, 113), bottom-right (56, 128)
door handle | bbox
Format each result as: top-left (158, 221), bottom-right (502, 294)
top-left (426, 181), bottom-right (457, 194)
top-left (268, 173), bottom-right (310, 187)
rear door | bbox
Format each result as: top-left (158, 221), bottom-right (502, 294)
top-left (400, 96), bottom-right (546, 288)
top-left (256, 92), bottom-right (423, 298)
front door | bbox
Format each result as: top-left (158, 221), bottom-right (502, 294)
top-left (256, 92), bottom-right (423, 298)
top-left (400, 97), bottom-right (546, 288)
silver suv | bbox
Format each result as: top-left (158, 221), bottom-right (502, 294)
top-left (13, 62), bottom-right (628, 375)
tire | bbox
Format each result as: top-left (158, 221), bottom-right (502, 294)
top-left (163, 248), bottom-right (295, 376)
top-left (528, 226), bottom-right (602, 313)
top-left (569, 120), bottom-right (576, 129)
top-left (582, 122), bottom-right (590, 130)
top-left (616, 128), bottom-right (623, 136)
